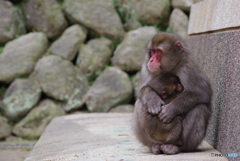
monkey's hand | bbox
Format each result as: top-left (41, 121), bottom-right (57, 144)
top-left (158, 104), bottom-right (176, 123)
top-left (139, 86), bottom-right (163, 115)
top-left (146, 92), bottom-right (163, 115)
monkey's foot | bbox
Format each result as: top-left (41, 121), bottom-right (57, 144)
top-left (160, 144), bottom-right (179, 155)
top-left (151, 144), bottom-right (162, 154)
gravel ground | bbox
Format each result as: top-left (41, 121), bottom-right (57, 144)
top-left (0, 149), bottom-right (31, 161)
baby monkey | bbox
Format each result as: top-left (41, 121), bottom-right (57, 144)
top-left (138, 73), bottom-right (184, 154)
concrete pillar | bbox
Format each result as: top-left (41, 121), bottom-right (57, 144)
top-left (188, 0), bottom-right (240, 158)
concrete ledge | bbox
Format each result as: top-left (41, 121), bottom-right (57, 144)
top-left (25, 113), bottom-right (227, 161)
top-left (188, 0), bottom-right (240, 35)
top-left (188, 29), bottom-right (240, 159)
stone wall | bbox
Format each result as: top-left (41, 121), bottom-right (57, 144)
top-left (0, 0), bottom-right (198, 141)
top-left (188, 0), bottom-right (240, 160)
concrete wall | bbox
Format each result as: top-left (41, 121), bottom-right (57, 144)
top-left (187, 0), bottom-right (240, 160)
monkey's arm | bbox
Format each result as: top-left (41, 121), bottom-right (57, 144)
top-left (158, 91), bottom-right (210, 123)
top-left (138, 86), bottom-right (164, 115)
top-left (158, 61), bottom-right (212, 123)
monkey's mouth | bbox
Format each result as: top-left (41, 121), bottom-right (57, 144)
top-left (148, 64), bottom-right (160, 72)
top-left (149, 65), bottom-right (158, 70)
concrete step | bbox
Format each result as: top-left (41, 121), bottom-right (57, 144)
top-left (25, 113), bottom-right (228, 161)
top-left (188, 0), bottom-right (240, 34)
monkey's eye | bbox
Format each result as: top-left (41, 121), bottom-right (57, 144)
top-left (150, 49), bottom-right (155, 56)
top-left (157, 49), bottom-right (162, 54)
top-left (150, 49), bottom-right (162, 56)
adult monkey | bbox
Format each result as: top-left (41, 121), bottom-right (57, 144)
top-left (132, 33), bottom-right (212, 154)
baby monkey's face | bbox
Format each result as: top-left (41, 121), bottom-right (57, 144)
top-left (161, 82), bottom-right (183, 100)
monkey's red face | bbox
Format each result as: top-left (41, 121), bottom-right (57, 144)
top-left (146, 33), bottom-right (185, 73)
top-left (148, 48), bottom-right (162, 72)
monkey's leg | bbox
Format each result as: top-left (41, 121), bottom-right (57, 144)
top-left (132, 99), bottom-right (153, 147)
top-left (160, 144), bottom-right (179, 155)
top-left (180, 104), bottom-right (211, 152)
top-left (151, 144), bottom-right (163, 154)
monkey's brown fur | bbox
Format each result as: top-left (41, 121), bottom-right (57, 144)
top-left (138, 73), bottom-right (183, 146)
top-left (132, 33), bottom-right (212, 155)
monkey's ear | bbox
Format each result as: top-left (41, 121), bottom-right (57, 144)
top-left (175, 41), bottom-right (184, 51)
top-left (177, 83), bottom-right (183, 92)
top-left (161, 91), bottom-right (168, 99)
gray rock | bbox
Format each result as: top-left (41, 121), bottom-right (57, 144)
top-left (32, 56), bottom-right (89, 112)
top-left (116, 0), bottom-right (170, 27)
top-left (49, 25), bottom-right (87, 61)
top-left (115, 0), bottom-right (137, 21)
top-left (63, 0), bottom-right (125, 40)
top-left (123, 19), bottom-right (142, 31)
top-left (0, 0), bottom-right (26, 44)
top-left (86, 67), bottom-right (133, 112)
top-left (109, 104), bottom-right (134, 113)
top-left (172, 0), bottom-right (203, 12)
top-left (23, 0), bottom-right (68, 39)
top-left (134, 0), bottom-right (170, 27)
top-left (169, 8), bottom-right (189, 41)
top-left (0, 115), bottom-right (12, 139)
top-left (132, 72), bottom-right (141, 97)
top-left (13, 99), bottom-right (65, 139)
top-left (1, 78), bottom-right (41, 121)
top-left (77, 37), bottom-right (112, 79)
top-left (0, 32), bottom-right (48, 83)
top-left (111, 26), bottom-right (158, 72)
